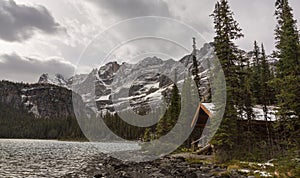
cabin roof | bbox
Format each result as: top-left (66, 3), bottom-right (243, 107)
top-left (191, 103), bottom-right (212, 127)
top-left (191, 103), bottom-right (278, 128)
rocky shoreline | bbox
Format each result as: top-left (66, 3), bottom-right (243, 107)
top-left (63, 152), bottom-right (247, 178)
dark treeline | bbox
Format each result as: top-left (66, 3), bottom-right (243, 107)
top-left (102, 112), bottom-right (147, 140)
top-left (0, 98), bottom-right (85, 140)
top-left (102, 82), bottom-right (181, 142)
top-left (0, 80), bottom-right (87, 140)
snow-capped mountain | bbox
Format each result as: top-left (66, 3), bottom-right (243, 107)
top-left (37, 43), bottom-right (215, 116)
top-left (70, 44), bottom-right (214, 116)
top-left (38, 73), bottom-right (68, 87)
top-left (239, 49), bottom-right (278, 68)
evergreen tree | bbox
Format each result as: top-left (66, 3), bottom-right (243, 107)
top-left (272, 0), bottom-right (300, 151)
top-left (237, 52), bottom-right (254, 122)
top-left (191, 37), bottom-right (202, 101)
top-left (156, 83), bottom-right (181, 138)
top-left (168, 83), bottom-right (181, 127)
top-left (210, 0), bottom-right (243, 161)
top-left (260, 43), bottom-right (275, 106)
top-left (274, 0), bottom-right (300, 77)
top-left (260, 43), bottom-right (276, 155)
top-left (156, 69), bottom-right (181, 138)
top-left (236, 51), bottom-right (255, 155)
top-left (251, 41), bottom-right (262, 104)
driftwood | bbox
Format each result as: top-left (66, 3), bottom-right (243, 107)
top-left (171, 153), bottom-right (214, 160)
top-left (196, 144), bottom-right (212, 155)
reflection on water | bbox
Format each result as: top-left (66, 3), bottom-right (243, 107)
top-left (0, 139), bottom-right (139, 177)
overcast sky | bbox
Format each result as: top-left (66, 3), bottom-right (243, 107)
top-left (0, 0), bottom-right (299, 83)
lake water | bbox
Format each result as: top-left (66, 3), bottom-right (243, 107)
top-left (0, 139), bottom-right (140, 177)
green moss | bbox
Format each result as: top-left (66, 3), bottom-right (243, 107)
top-left (185, 157), bottom-right (214, 165)
top-left (273, 158), bottom-right (300, 177)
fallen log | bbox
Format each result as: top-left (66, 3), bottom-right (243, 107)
top-left (196, 144), bottom-right (212, 155)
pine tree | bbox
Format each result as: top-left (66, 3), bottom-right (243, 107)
top-left (236, 51), bottom-right (255, 154)
top-left (260, 43), bottom-right (275, 106)
top-left (168, 83), bottom-right (181, 128)
top-left (210, 0), bottom-right (244, 161)
top-left (251, 41), bottom-right (262, 104)
top-left (191, 38), bottom-right (202, 101)
top-left (272, 0), bottom-right (300, 151)
top-left (236, 52), bottom-right (254, 121)
top-left (260, 43), bottom-right (275, 155)
top-left (156, 81), bottom-right (181, 138)
top-left (274, 0), bottom-right (300, 77)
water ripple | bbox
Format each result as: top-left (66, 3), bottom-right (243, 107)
top-left (0, 139), bottom-right (139, 177)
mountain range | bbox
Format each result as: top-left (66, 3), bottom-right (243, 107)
top-left (0, 43), bottom-right (276, 120)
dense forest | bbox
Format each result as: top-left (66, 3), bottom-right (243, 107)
top-left (209, 0), bottom-right (299, 162)
top-left (0, 102), bottom-right (84, 140)
top-left (0, 81), bottom-right (86, 140)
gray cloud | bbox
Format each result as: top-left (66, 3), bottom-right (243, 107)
top-left (86, 0), bottom-right (300, 54)
top-left (88, 0), bottom-right (171, 18)
top-left (79, 0), bottom-right (204, 68)
top-left (0, 53), bottom-right (75, 83)
top-left (0, 0), bottom-right (63, 42)
top-left (1, 0), bottom-right (300, 83)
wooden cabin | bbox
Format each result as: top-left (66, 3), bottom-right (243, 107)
top-left (191, 103), bottom-right (213, 129)
top-left (189, 103), bottom-right (278, 152)
top-left (189, 103), bottom-right (213, 151)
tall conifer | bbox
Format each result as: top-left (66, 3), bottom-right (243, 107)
top-left (210, 0), bottom-right (244, 161)
top-left (273, 0), bottom-right (300, 150)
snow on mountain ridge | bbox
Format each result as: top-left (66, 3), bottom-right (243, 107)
top-left (38, 43), bottom-right (215, 116)
top-left (38, 73), bottom-right (68, 87)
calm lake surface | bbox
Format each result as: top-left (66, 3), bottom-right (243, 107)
top-left (0, 139), bottom-right (140, 177)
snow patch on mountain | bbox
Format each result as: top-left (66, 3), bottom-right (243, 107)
top-left (21, 94), bottom-right (40, 118)
top-left (38, 73), bottom-right (68, 87)
top-left (38, 43), bottom-right (215, 116)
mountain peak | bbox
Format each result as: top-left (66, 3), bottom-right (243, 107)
top-left (38, 73), bottom-right (50, 84)
top-left (98, 61), bottom-right (120, 77)
top-left (38, 73), bottom-right (67, 87)
top-left (136, 56), bottom-right (164, 68)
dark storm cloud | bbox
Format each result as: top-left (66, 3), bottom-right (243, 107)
top-left (0, 53), bottom-right (75, 83)
top-left (0, 0), bottom-right (63, 42)
top-left (88, 0), bottom-right (171, 18)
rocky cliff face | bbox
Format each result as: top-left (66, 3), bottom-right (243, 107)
top-left (0, 81), bottom-right (23, 110)
top-left (34, 43), bottom-right (215, 116)
top-left (38, 73), bottom-right (68, 88)
top-left (67, 44), bottom-right (214, 116)
top-left (0, 81), bottom-right (84, 119)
